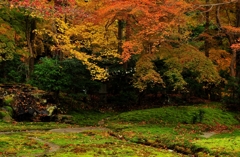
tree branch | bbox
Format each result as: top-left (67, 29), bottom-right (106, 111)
top-left (194, 0), bottom-right (237, 12)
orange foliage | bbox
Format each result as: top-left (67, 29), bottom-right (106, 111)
top-left (223, 26), bottom-right (240, 34)
top-left (231, 43), bottom-right (240, 51)
top-left (94, 0), bottom-right (191, 62)
top-left (209, 48), bottom-right (231, 71)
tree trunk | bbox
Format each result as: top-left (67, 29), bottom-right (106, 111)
top-left (235, 1), bottom-right (240, 78)
top-left (204, 0), bottom-right (210, 57)
top-left (25, 17), bottom-right (36, 80)
top-left (230, 49), bottom-right (236, 77)
top-left (117, 20), bottom-right (124, 54)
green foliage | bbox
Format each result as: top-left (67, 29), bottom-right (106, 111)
top-left (190, 24), bottom-right (205, 38)
top-left (30, 57), bottom-right (67, 92)
top-left (60, 58), bottom-right (100, 94)
top-left (30, 57), bottom-right (99, 98)
top-left (0, 54), bottom-right (27, 83)
top-left (154, 44), bottom-right (221, 97)
top-left (222, 77), bottom-right (240, 110)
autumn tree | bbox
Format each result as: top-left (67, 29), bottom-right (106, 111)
top-left (0, 2), bottom-right (30, 82)
top-left (8, 0), bottom-right (111, 81)
top-left (190, 0), bottom-right (240, 106)
top-left (93, 0), bottom-right (194, 90)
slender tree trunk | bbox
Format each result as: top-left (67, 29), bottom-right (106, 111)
top-left (1, 61), bottom-right (6, 80)
top-left (25, 17), bottom-right (36, 80)
top-left (235, 1), bottom-right (240, 78)
top-left (117, 20), bottom-right (124, 54)
top-left (215, 1), bottom-right (221, 28)
top-left (204, 0), bottom-right (210, 57)
top-left (230, 50), bottom-right (236, 77)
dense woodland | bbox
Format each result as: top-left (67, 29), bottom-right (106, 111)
top-left (1, 0), bottom-right (240, 111)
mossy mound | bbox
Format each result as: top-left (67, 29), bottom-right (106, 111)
top-left (0, 106), bottom-right (14, 122)
top-left (108, 104), bottom-right (239, 126)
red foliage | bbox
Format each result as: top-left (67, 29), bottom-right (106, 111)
top-left (9, 0), bottom-right (78, 17)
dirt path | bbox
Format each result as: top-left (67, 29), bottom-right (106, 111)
top-left (28, 137), bottom-right (60, 156)
top-left (200, 131), bottom-right (217, 138)
top-left (49, 127), bottom-right (110, 133)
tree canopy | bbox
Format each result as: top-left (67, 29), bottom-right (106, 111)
top-left (1, 0), bottom-right (239, 108)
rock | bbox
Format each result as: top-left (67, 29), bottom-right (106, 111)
top-left (0, 110), bottom-right (13, 122)
top-left (2, 106), bottom-right (13, 117)
top-left (2, 114), bottom-right (13, 122)
top-left (56, 114), bottom-right (73, 123)
top-left (0, 84), bottom-right (59, 122)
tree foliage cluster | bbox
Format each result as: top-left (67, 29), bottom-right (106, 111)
top-left (0, 0), bottom-right (240, 110)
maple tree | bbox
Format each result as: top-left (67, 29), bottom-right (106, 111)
top-left (189, 0), bottom-right (240, 105)
top-left (93, 0), bottom-right (193, 90)
top-left (0, 3), bottom-right (30, 81)
top-left (192, 0), bottom-right (240, 76)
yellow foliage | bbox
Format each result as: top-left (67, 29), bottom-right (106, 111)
top-left (70, 49), bottom-right (109, 80)
top-left (37, 18), bottom-right (113, 81)
top-left (133, 54), bottom-right (163, 91)
top-left (66, 22), bottom-right (118, 53)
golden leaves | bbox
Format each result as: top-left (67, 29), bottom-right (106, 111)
top-left (133, 54), bottom-right (163, 91)
top-left (71, 49), bottom-right (109, 81)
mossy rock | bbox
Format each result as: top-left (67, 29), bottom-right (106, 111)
top-left (57, 114), bottom-right (73, 123)
top-left (0, 111), bottom-right (7, 119)
top-left (3, 94), bottom-right (15, 105)
top-left (2, 106), bottom-right (13, 117)
top-left (0, 110), bottom-right (13, 122)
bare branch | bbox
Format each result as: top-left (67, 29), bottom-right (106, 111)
top-left (193, 0), bottom-right (237, 12)
top-left (195, 0), bottom-right (237, 7)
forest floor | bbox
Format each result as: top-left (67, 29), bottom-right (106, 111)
top-left (0, 102), bottom-right (240, 157)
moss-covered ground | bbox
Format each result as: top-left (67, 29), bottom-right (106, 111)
top-left (0, 102), bottom-right (239, 156)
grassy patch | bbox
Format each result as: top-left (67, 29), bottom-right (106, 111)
top-left (0, 103), bottom-right (239, 156)
top-left (105, 103), bottom-right (240, 156)
top-left (107, 104), bottom-right (239, 126)
top-left (0, 130), bottom-right (182, 157)
top-left (38, 131), bottom-right (182, 157)
top-left (193, 130), bottom-right (240, 156)
top-left (0, 122), bottom-right (72, 132)
top-left (0, 133), bottom-right (45, 156)
top-left (70, 110), bottom-right (114, 126)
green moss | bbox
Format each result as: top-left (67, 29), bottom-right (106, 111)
top-left (0, 111), bottom-right (7, 119)
top-left (70, 110), bottom-right (114, 126)
top-left (0, 122), bottom-right (72, 132)
top-left (108, 105), bottom-right (239, 126)
top-left (2, 105), bottom-right (13, 116)
top-left (0, 133), bottom-right (45, 156)
top-left (193, 130), bottom-right (240, 156)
